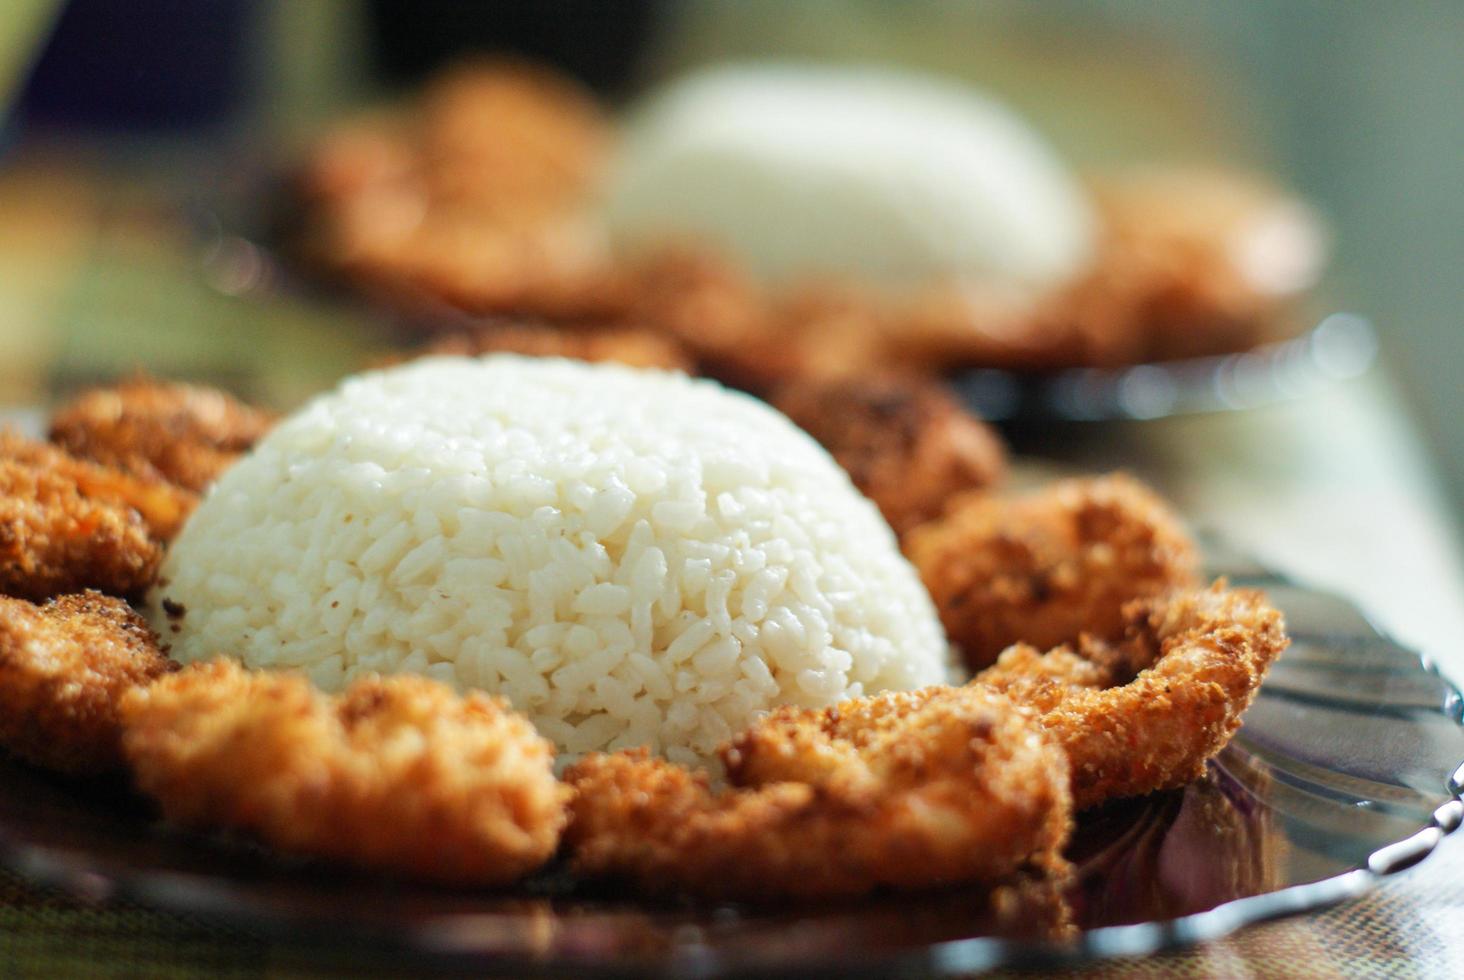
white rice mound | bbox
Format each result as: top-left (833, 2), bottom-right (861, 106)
top-left (152, 356), bottom-right (949, 768)
top-left (604, 64), bottom-right (1097, 291)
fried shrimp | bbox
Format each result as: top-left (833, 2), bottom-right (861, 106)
top-left (0, 430), bottom-right (194, 542)
top-left (298, 60), bottom-right (621, 322)
top-left (0, 458), bottom-right (162, 601)
top-left (121, 660), bottom-right (568, 886)
top-left (49, 379), bottom-right (275, 494)
top-left (620, 247), bottom-right (790, 389)
top-left (828, 171), bottom-right (1326, 375)
top-left (0, 592), bottom-right (175, 774)
top-left (566, 686), bottom-right (1071, 901)
top-left (977, 582), bottom-right (1288, 809)
top-left (1054, 171), bottom-right (1325, 366)
top-left (408, 322), bottom-right (694, 372)
top-left (905, 473), bottom-right (1201, 670)
top-left (771, 376), bottom-right (1007, 535)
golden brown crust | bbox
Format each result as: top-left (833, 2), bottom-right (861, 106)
top-left (49, 379), bottom-right (275, 494)
top-left (406, 322), bottom-right (695, 373)
top-left (0, 591), bottom-right (174, 774)
top-left (121, 660), bottom-right (569, 886)
top-left (1, 429), bottom-right (195, 543)
top-left (771, 376), bottom-right (1007, 534)
top-left (1064, 171), bottom-right (1323, 365)
top-left (978, 581), bottom-right (1289, 809)
top-left (0, 457), bottom-right (162, 601)
top-left (567, 686), bottom-right (1071, 901)
top-left (877, 171), bottom-right (1325, 373)
top-left (612, 246), bottom-right (792, 388)
top-left (301, 59), bottom-right (609, 220)
top-left (905, 473), bottom-right (1201, 671)
top-left (303, 64), bottom-right (1317, 378)
top-left (298, 60), bottom-right (621, 322)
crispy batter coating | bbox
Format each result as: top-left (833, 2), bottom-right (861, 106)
top-left (1, 429), bottom-right (194, 542)
top-left (905, 473), bottom-right (1201, 671)
top-left (304, 69), bottom-right (1317, 377)
top-left (0, 457), bottom-right (162, 601)
top-left (617, 169), bottom-right (1319, 383)
top-left (298, 60), bottom-right (621, 322)
top-left (302, 60), bottom-right (608, 222)
top-left (566, 686), bottom-right (1071, 901)
top-left (610, 246), bottom-right (792, 388)
top-left (121, 660), bottom-right (569, 886)
top-left (0, 591), bottom-right (174, 774)
top-left (1061, 171), bottom-right (1325, 366)
top-left (418, 60), bottom-right (610, 217)
top-left (877, 171), bottom-right (1326, 374)
top-left (978, 582), bottom-right (1288, 809)
top-left (771, 376), bottom-right (1007, 534)
top-left (777, 286), bottom-right (923, 386)
top-left (408, 322), bottom-right (694, 372)
top-left (620, 268), bottom-right (896, 392)
top-left (50, 379), bottom-right (275, 494)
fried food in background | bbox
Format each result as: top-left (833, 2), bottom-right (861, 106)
top-left (566, 685), bottom-right (1071, 901)
top-left (50, 379), bottom-right (275, 494)
top-left (0, 592), bottom-right (175, 775)
top-left (414, 61), bottom-right (610, 219)
top-left (906, 473), bottom-right (1200, 670)
top-left (297, 60), bottom-right (623, 322)
top-left (615, 246), bottom-right (792, 387)
top-left (1071, 171), bottom-right (1327, 365)
top-left (1, 429), bottom-right (194, 543)
top-left (622, 171), bottom-right (1321, 384)
top-left (0, 454), bottom-right (162, 601)
top-left (755, 170), bottom-right (1328, 379)
top-left (772, 375), bottom-right (1007, 535)
top-left (978, 582), bottom-right (1288, 809)
top-left (122, 660), bottom-right (568, 886)
top-left (402, 321), bottom-right (694, 372)
top-left (295, 62), bottom-right (1322, 383)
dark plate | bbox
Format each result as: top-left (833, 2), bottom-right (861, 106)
top-left (2, 565), bottom-right (1459, 977)
top-left (952, 312), bottom-right (1378, 422)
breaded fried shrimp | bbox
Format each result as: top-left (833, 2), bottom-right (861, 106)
top-left (298, 60), bottom-right (620, 322)
top-left (1, 430), bottom-right (194, 542)
top-left (122, 661), bottom-right (568, 886)
top-left (620, 247), bottom-right (786, 388)
top-left (0, 460), bottom-right (162, 601)
top-left (567, 686), bottom-right (1071, 900)
top-left (771, 376), bottom-right (1007, 534)
top-left (0, 592), bottom-right (174, 774)
top-left (49, 379), bottom-right (274, 493)
top-left (905, 473), bottom-right (1200, 670)
top-left (409, 322), bottom-right (694, 372)
top-left (978, 582), bottom-right (1288, 808)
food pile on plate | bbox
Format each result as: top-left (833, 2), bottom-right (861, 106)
top-left (291, 60), bottom-right (1327, 390)
top-left (0, 354), bottom-right (1288, 925)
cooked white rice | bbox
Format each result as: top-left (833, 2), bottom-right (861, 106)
top-left (604, 64), bottom-right (1096, 291)
top-left (152, 356), bottom-right (949, 768)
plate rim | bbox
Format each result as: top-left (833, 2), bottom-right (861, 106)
top-left (951, 312), bottom-right (1378, 423)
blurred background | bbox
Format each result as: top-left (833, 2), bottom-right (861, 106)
top-left (2, 1), bottom-right (1462, 652)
